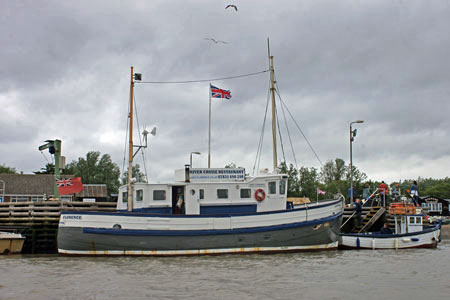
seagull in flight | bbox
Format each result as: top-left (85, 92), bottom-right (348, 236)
top-left (225, 4), bottom-right (238, 11)
top-left (204, 38), bottom-right (228, 44)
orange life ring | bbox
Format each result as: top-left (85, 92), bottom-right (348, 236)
top-left (255, 189), bottom-right (266, 202)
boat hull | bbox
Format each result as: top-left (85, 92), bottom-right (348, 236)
top-left (58, 200), bottom-right (343, 256)
top-left (339, 224), bottom-right (441, 250)
top-left (0, 232), bottom-right (25, 254)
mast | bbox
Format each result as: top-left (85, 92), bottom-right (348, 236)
top-left (268, 39), bottom-right (278, 171)
top-left (208, 83), bottom-right (212, 168)
top-left (127, 67), bottom-right (134, 211)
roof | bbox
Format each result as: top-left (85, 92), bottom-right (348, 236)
top-left (75, 184), bottom-right (107, 198)
top-left (0, 174), bottom-right (56, 195)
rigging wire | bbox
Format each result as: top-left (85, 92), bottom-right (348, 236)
top-left (122, 95), bottom-right (130, 179)
top-left (135, 70), bottom-right (269, 84)
top-left (278, 88), bottom-right (298, 169)
top-left (252, 87), bottom-right (271, 175)
top-left (133, 93), bottom-right (149, 183)
top-left (40, 151), bottom-right (50, 165)
top-left (275, 103), bottom-right (287, 165)
top-left (275, 87), bottom-right (323, 166)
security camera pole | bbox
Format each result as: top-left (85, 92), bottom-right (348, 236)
top-left (349, 120), bottom-right (364, 205)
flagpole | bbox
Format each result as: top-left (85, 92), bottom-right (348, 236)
top-left (208, 83), bottom-right (211, 168)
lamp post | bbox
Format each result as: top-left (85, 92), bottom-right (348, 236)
top-left (350, 120), bottom-right (364, 205)
top-left (190, 152), bottom-right (201, 168)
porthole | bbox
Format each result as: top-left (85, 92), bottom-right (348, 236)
top-left (190, 189), bottom-right (195, 195)
top-left (113, 224), bottom-right (122, 229)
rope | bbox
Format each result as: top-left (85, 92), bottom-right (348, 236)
top-left (275, 89), bottom-right (323, 166)
top-left (135, 70), bottom-right (269, 84)
top-left (278, 91), bottom-right (298, 169)
top-left (121, 96), bottom-right (130, 179)
top-left (275, 103), bottom-right (286, 164)
top-left (252, 87), bottom-right (271, 175)
top-left (133, 94), bottom-right (149, 183)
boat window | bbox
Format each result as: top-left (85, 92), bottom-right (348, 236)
top-left (416, 217), bottom-right (422, 224)
top-left (136, 190), bottom-right (143, 202)
top-left (217, 189), bottom-right (228, 199)
top-left (409, 216), bottom-right (415, 224)
top-left (122, 192), bottom-right (128, 203)
top-left (240, 188), bottom-right (251, 198)
top-left (190, 189), bottom-right (195, 195)
top-left (200, 189), bottom-right (204, 200)
top-left (269, 182), bottom-right (276, 194)
top-left (279, 180), bottom-right (286, 195)
top-left (153, 190), bottom-right (166, 201)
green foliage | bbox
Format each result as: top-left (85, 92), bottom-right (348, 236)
top-left (298, 166), bottom-right (319, 199)
top-left (224, 162), bottom-right (237, 169)
top-left (279, 162), bottom-right (300, 196)
top-left (121, 164), bottom-right (147, 184)
top-left (0, 163), bottom-right (17, 174)
top-left (34, 163), bottom-right (55, 174)
top-left (423, 182), bottom-right (450, 199)
top-left (65, 151), bottom-right (121, 196)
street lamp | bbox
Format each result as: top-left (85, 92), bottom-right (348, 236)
top-left (350, 120), bottom-right (364, 205)
top-left (190, 152), bottom-right (201, 168)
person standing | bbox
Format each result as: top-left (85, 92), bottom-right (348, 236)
top-left (354, 198), bottom-right (362, 227)
top-left (410, 180), bottom-right (419, 207)
top-left (378, 181), bottom-right (388, 207)
top-left (362, 183), bottom-right (370, 200)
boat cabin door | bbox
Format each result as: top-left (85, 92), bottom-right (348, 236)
top-left (172, 186), bottom-right (185, 215)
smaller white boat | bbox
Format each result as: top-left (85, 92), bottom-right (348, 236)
top-left (339, 203), bottom-right (441, 249)
top-left (0, 231), bottom-right (25, 254)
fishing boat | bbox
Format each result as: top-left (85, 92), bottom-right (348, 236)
top-left (0, 231), bottom-right (25, 254)
top-left (57, 56), bottom-right (344, 256)
top-left (339, 203), bottom-right (441, 249)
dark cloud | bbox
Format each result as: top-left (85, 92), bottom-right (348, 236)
top-left (1, 0), bottom-right (449, 183)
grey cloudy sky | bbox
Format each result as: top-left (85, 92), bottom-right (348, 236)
top-left (1, 0), bottom-right (449, 183)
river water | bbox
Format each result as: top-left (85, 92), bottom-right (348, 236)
top-left (1, 241), bottom-right (449, 300)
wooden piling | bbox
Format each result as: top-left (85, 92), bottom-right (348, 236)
top-left (0, 201), bottom-right (116, 254)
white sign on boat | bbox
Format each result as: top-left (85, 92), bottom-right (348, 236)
top-left (189, 168), bottom-right (245, 182)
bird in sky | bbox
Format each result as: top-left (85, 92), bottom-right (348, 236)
top-left (225, 4), bottom-right (238, 11)
top-left (204, 38), bottom-right (228, 44)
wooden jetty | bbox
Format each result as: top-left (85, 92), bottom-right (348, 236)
top-left (0, 201), bottom-right (116, 254)
top-left (341, 206), bottom-right (386, 233)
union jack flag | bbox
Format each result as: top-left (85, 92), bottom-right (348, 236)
top-left (210, 85), bottom-right (231, 99)
top-left (56, 178), bottom-right (73, 187)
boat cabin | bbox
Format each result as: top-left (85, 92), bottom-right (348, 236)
top-left (393, 214), bottom-right (423, 234)
top-left (117, 167), bottom-right (288, 215)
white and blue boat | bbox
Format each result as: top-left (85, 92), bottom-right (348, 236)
top-left (57, 63), bottom-right (344, 256)
top-left (340, 203), bottom-right (442, 250)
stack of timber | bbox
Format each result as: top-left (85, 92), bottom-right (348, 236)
top-left (0, 201), bottom-right (116, 254)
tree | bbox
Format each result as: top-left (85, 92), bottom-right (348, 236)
top-left (225, 162), bottom-right (237, 169)
top-left (298, 166), bottom-right (319, 199)
top-left (34, 163), bottom-right (55, 174)
top-left (279, 162), bottom-right (300, 197)
top-left (65, 151), bottom-right (121, 196)
top-left (423, 181), bottom-right (450, 199)
top-left (121, 164), bottom-right (147, 184)
top-left (320, 158), bottom-right (367, 198)
top-left (320, 158), bottom-right (346, 183)
top-left (0, 163), bottom-right (17, 174)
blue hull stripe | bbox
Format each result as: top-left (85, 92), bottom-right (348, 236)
top-left (82, 212), bottom-right (342, 236)
top-left (200, 204), bottom-right (256, 214)
top-left (63, 199), bottom-right (342, 219)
